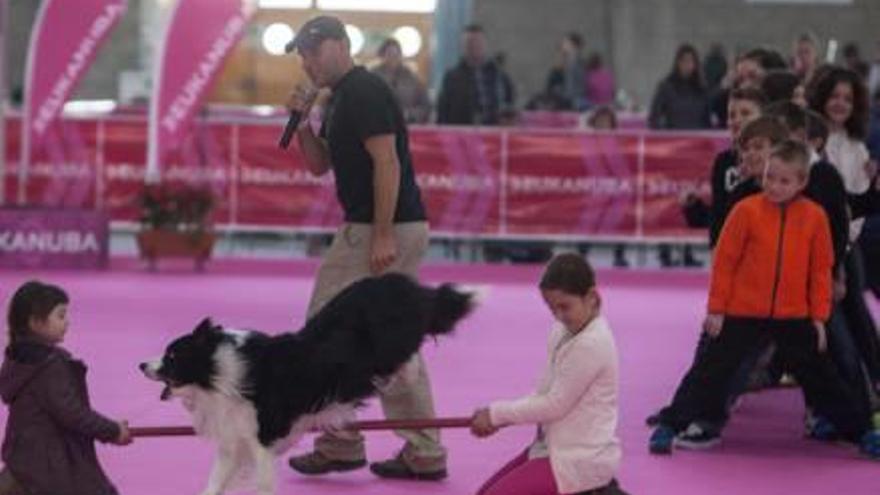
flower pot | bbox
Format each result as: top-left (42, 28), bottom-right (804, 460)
top-left (136, 230), bottom-right (216, 271)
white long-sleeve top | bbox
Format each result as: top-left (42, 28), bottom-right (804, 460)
top-left (826, 130), bottom-right (871, 241)
top-left (489, 316), bottom-right (621, 494)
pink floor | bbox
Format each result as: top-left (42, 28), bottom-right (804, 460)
top-left (1, 259), bottom-right (878, 495)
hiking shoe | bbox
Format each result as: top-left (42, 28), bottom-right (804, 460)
top-left (369, 454), bottom-right (447, 481)
top-left (288, 451), bottom-right (366, 475)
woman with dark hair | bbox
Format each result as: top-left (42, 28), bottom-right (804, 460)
top-left (810, 67), bottom-right (872, 198)
top-left (648, 44), bottom-right (712, 129)
top-left (372, 37), bottom-right (431, 123)
top-left (649, 45), bottom-right (711, 267)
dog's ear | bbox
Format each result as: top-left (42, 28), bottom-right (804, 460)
top-left (193, 317), bottom-right (215, 337)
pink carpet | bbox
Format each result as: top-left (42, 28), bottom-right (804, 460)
top-left (1, 259), bottom-right (878, 495)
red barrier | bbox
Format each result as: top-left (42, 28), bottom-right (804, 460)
top-left (3, 115), bottom-right (729, 241)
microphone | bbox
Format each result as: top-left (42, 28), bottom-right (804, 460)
top-left (278, 110), bottom-right (303, 149)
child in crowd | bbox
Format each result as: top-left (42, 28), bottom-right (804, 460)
top-left (646, 115), bottom-right (788, 435)
top-left (765, 102), bottom-right (850, 267)
top-left (649, 141), bottom-right (880, 458)
top-left (761, 70), bottom-right (807, 107)
top-left (682, 87), bottom-right (767, 246)
top-left (471, 253), bottom-right (627, 495)
top-left (0, 281), bottom-right (132, 495)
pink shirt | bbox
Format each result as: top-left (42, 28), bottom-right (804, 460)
top-left (490, 316), bottom-right (621, 493)
top-left (586, 68), bottom-right (616, 106)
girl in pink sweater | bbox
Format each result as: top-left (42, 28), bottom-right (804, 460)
top-left (471, 253), bottom-right (626, 495)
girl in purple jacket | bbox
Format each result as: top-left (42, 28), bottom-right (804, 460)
top-left (0, 281), bottom-right (132, 495)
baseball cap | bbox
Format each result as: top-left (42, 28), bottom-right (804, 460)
top-left (286, 16), bottom-right (348, 53)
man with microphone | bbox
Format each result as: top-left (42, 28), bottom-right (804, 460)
top-left (283, 16), bottom-right (446, 481)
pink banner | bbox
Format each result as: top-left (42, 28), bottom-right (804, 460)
top-left (25, 120), bottom-right (100, 210)
top-left (9, 114), bottom-right (731, 242)
top-left (236, 124), bottom-right (342, 228)
top-left (410, 129), bottom-right (502, 235)
top-left (641, 135), bottom-right (729, 237)
top-left (4, 117), bottom-right (19, 205)
top-left (102, 119), bottom-right (148, 221)
top-left (21, 0), bottom-right (126, 203)
top-left (147, 0), bottom-right (255, 181)
top-left (506, 132), bottom-right (638, 237)
top-left (0, 207), bottom-right (109, 269)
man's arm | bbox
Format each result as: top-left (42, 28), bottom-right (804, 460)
top-left (287, 85), bottom-right (331, 176)
top-left (296, 126), bottom-right (332, 176)
top-left (364, 134), bottom-right (400, 274)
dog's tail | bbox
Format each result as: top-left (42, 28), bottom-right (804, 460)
top-left (425, 284), bottom-right (484, 336)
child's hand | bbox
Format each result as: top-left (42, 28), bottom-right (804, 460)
top-left (679, 191), bottom-right (697, 206)
top-left (114, 420), bottom-right (133, 446)
top-left (703, 314), bottom-right (724, 337)
top-left (833, 269), bottom-right (847, 302)
top-left (865, 159), bottom-right (877, 183)
top-left (814, 321), bottom-right (828, 354)
top-left (470, 408), bottom-right (498, 438)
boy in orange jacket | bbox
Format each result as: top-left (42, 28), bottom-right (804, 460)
top-left (649, 139), bottom-right (880, 458)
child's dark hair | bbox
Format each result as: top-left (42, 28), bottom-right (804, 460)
top-left (808, 67), bottom-right (869, 139)
top-left (764, 100), bottom-right (807, 134)
top-left (737, 115), bottom-right (789, 148)
top-left (770, 139), bottom-right (811, 176)
top-left (539, 253), bottom-right (596, 296)
top-left (7, 281), bottom-right (68, 347)
top-left (587, 105), bottom-right (618, 129)
top-left (729, 87), bottom-right (768, 107)
top-left (804, 109), bottom-right (830, 153)
top-left (740, 47), bottom-right (789, 71)
top-left (761, 70), bottom-right (801, 104)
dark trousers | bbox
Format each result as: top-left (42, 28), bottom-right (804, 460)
top-left (659, 317), bottom-right (871, 443)
top-left (655, 331), bottom-right (766, 431)
top-left (840, 246), bottom-right (880, 383)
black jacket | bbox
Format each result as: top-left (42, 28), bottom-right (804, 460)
top-left (437, 59), bottom-right (514, 125)
top-left (806, 160), bottom-right (850, 269)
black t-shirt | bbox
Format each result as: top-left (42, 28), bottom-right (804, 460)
top-left (320, 66), bottom-right (427, 224)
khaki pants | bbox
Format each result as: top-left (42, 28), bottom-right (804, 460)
top-left (307, 222), bottom-right (446, 471)
top-left (0, 469), bottom-right (28, 495)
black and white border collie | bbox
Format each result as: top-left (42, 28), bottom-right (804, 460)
top-left (140, 273), bottom-right (475, 495)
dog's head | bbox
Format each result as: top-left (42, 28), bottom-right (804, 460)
top-left (139, 318), bottom-right (224, 400)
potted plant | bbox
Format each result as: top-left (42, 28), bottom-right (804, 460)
top-left (136, 183), bottom-right (217, 271)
